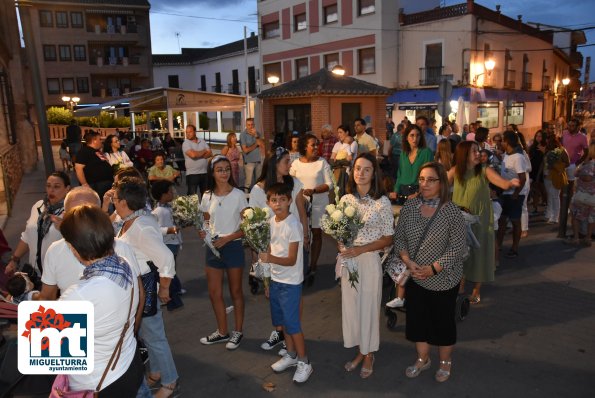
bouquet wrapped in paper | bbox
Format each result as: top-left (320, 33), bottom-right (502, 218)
top-left (240, 207), bottom-right (271, 287)
top-left (321, 202), bottom-right (364, 289)
top-left (171, 194), bottom-right (220, 258)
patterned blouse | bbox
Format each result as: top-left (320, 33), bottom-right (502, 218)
top-left (394, 197), bottom-right (466, 291)
top-left (340, 194), bottom-right (394, 251)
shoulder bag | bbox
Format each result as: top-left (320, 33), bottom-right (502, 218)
top-left (384, 204), bottom-right (443, 285)
top-left (49, 286), bottom-right (135, 398)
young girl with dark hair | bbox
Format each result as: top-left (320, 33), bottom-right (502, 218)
top-left (199, 155), bottom-right (248, 350)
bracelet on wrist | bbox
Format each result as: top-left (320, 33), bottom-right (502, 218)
top-left (10, 255), bottom-right (20, 263)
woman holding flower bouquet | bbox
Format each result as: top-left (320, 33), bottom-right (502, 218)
top-left (103, 134), bottom-right (134, 170)
top-left (394, 162), bottom-right (466, 383)
top-left (199, 155), bottom-right (248, 350)
top-left (339, 152), bottom-right (393, 379)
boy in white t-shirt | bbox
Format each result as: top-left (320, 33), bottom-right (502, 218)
top-left (259, 183), bottom-right (313, 384)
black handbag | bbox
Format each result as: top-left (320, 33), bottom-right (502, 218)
top-left (141, 261), bottom-right (159, 317)
top-left (396, 184), bottom-right (419, 205)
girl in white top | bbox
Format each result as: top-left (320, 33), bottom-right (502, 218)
top-left (340, 153), bottom-right (393, 379)
top-left (331, 125), bottom-right (358, 168)
top-left (290, 133), bottom-right (333, 280)
top-left (103, 134), bottom-right (134, 168)
top-left (198, 155), bottom-right (248, 349)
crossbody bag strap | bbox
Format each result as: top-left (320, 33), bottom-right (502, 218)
top-left (411, 203), bottom-right (443, 261)
top-left (94, 285), bottom-right (135, 394)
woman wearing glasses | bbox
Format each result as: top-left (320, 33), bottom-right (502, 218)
top-left (290, 133), bottom-right (333, 284)
top-left (448, 142), bottom-right (520, 304)
top-left (198, 155), bottom-right (248, 350)
top-left (103, 134), bottom-right (134, 169)
top-left (394, 162), bottom-right (466, 383)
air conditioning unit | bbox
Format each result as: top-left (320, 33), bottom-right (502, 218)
top-left (122, 57), bottom-right (128, 66)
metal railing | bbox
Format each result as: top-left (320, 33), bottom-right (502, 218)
top-left (419, 66), bottom-right (444, 86)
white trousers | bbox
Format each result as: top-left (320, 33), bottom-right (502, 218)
top-left (544, 178), bottom-right (560, 222)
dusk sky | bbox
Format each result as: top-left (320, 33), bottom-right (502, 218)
top-left (148, 0), bottom-right (594, 81)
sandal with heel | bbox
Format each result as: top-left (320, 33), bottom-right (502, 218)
top-left (405, 357), bottom-right (431, 378)
top-left (435, 360), bottom-right (451, 382)
top-left (344, 355), bottom-right (363, 372)
top-left (154, 380), bottom-right (181, 398)
top-left (360, 353), bottom-right (375, 379)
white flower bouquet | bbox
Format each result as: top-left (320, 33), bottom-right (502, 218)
top-left (171, 195), bottom-right (220, 258)
top-left (321, 202), bottom-right (364, 289)
top-left (241, 207), bottom-right (271, 287)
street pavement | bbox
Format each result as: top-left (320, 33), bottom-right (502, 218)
top-left (2, 151), bottom-right (594, 397)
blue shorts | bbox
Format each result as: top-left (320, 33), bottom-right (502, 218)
top-left (269, 281), bottom-right (302, 335)
top-left (500, 194), bottom-right (525, 220)
top-left (205, 239), bottom-right (245, 269)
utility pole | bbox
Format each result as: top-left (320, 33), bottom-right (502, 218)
top-left (243, 26), bottom-right (250, 120)
top-left (17, 1), bottom-right (55, 175)
top-left (175, 32), bottom-right (181, 54)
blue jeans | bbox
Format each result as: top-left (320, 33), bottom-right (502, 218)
top-left (138, 307), bottom-right (178, 385)
top-left (136, 378), bottom-right (152, 398)
top-left (166, 244), bottom-right (183, 311)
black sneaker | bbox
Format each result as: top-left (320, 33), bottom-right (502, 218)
top-left (200, 330), bottom-right (230, 345)
top-left (226, 331), bottom-right (243, 350)
top-left (261, 330), bottom-right (284, 351)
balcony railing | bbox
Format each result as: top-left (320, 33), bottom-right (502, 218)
top-left (419, 66), bottom-right (444, 86)
top-left (228, 83), bottom-right (240, 95)
top-left (522, 72), bottom-right (532, 90)
top-left (88, 23), bottom-right (139, 34)
top-left (212, 85), bottom-right (222, 93)
top-left (504, 69), bottom-right (516, 89)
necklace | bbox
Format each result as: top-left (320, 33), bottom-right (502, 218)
top-left (214, 188), bottom-right (233, 206)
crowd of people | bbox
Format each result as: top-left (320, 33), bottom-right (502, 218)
top-left (1, 113), bottom-right (592, 394)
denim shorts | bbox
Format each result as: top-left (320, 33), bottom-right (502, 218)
top-left (500, 194), bottom-right (525, 220)
top-left (269, 281), bottom-right (302, 335)
top-left (205, 239), bottom-right (245, 269)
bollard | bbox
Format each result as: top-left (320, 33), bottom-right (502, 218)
top-left (557, 183), bottom-right (571, 238)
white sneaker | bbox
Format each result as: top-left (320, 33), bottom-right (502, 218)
top-left (278, 348), bottom-right (287, 357)
top-left (293, 361), bottom-right (313, 383)
top-left (386, 297), bottom-right (405, 308)
top-left (271, 354), bottom-right (298, 372)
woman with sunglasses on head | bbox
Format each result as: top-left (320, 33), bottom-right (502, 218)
top-left (290, 133), bottom-right (333, 284)
top-left (250, 147), bottom-right (309, 353)
top-left (199, 155), bottom-right (248, 350)
top-left (4, 172), bottom-right (71, 277)
top-left (395, 162), bottom-right (466, 383)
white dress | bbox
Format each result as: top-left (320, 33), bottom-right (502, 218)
top-left (249, 178), bottom-right (304, 223)
top-left (289, 158), bottom-right (333, 228)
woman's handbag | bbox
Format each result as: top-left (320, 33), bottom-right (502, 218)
top-left (141, 261), bottom-right (159, 317)
top-left (573, 190), bottom-right (595, 207)
top-left (396, 184), bottom-right (419, 205)
top-left (50, 286), bottom-right (135, 397)
top-left (383, 250), bottom-right (410, 286)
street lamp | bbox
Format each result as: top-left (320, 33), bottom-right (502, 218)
top-left (472, 58), bottom-right (495, 86)
top-left (62, 96), bottom-right (80, 110)
top-left (331, 64), bottom-right (345, 76)
top-left (267, 75), bottom-right (280, 86)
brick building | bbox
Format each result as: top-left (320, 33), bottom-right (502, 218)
top-left (257, 68), bottom-right (390, 142)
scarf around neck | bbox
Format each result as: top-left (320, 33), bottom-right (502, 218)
top-left (81, 253), bottom-right (133, 290)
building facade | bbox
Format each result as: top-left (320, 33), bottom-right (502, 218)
top-left (1, 0), bottom-right (37, 218)
top-left (257, 0), bottom-right (439, 89)
top-left (153, 34), bottom-right (260, 131)
top-left (390, 0), bottom-right (580, 136)
top-left (25, 0), bottom-right (153, 108)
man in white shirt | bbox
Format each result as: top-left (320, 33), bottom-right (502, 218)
top-left (38, 186), bottom-right (144, 301)
top-left (496, 131), bottom-right (528, 258)
top-left (182, 124), bottom-right (212, 198)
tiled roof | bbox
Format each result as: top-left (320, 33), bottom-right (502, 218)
top-left (29, 0), bottom-right (149, 5)
top-left (257, 68), bottom-right (393, 99)
top-left (152, 35), bottom-right (259, 66)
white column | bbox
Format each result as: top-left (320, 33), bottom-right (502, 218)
top-left (131, 112), bottom-right (136, 132)
top-left (167, 108), bottom-right (174, 135)
top-left (183, 112), bottom-right (188, 129)
top-left (217, 111), bottom-right (222, 133)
